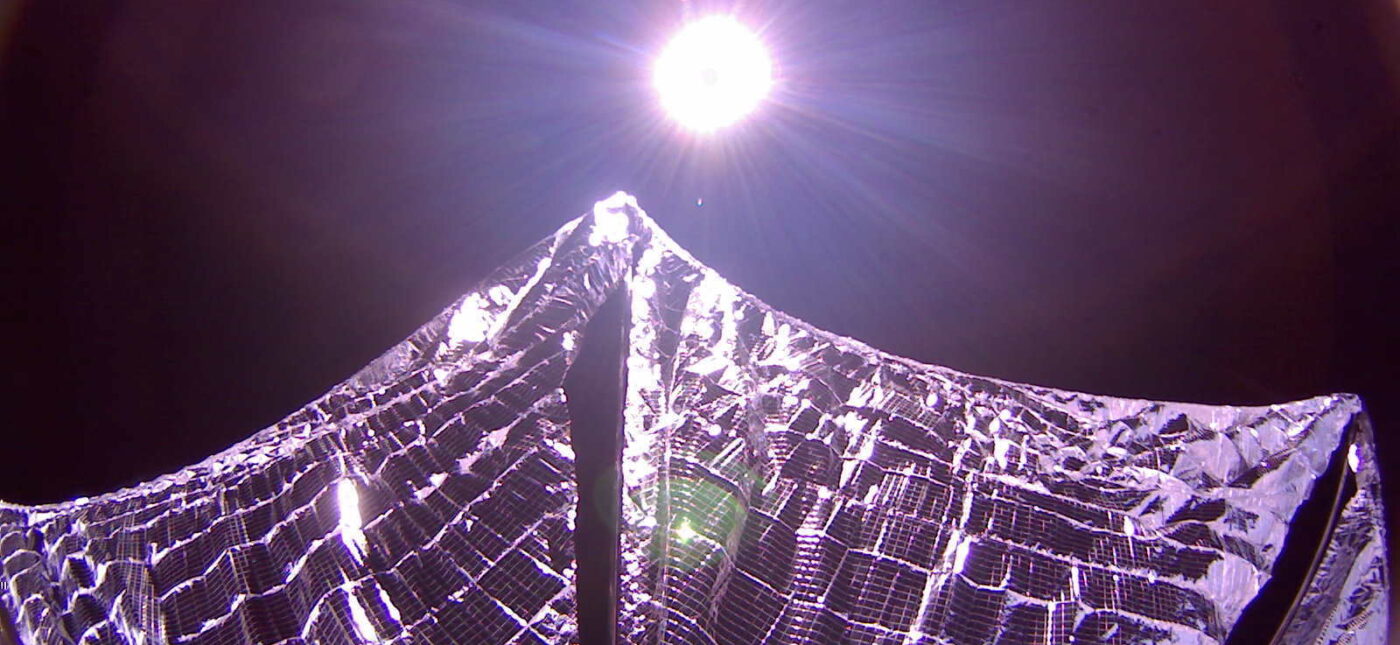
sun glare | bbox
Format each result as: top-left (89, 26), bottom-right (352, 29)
top-left (654, 15), bottom-right (773, 133)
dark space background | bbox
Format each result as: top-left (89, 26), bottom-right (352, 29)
top-left (2, 0), bottom-right (1397, 637)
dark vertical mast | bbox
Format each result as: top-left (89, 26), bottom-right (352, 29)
top-left (565, 288), bottom-right (628, 645)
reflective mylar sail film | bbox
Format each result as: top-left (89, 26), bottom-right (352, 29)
top-left (617, 212), bottom-right (1387, 644)
top-left (0, 195), bottom-right (1387, 644)
top-left (0, 206), bottom-right (638, 645)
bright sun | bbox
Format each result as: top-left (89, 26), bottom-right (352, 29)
top-left (653, 15), bottom-right (773, 133)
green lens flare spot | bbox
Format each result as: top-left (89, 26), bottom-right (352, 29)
top-left (673, 517), bottom-right (699, 543)
top-left (650, 475), bottom-right (748, 571)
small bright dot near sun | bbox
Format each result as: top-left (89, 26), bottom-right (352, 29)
top-left (654, 15), bottom-right (773, 133)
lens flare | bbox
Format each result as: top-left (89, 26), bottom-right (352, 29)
top-left (654, 15), bottom-right (773, 133)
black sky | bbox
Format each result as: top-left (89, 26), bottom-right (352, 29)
top-left (3, 0), bottom-right (1398, 632)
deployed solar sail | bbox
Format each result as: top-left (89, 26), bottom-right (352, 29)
top-left (0, 194), bottom-right (1387, 644)
top-left (0, 209), bottom-right (638, 645)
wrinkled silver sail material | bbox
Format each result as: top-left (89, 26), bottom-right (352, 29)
top-left (618, 215), bottom-right (1388, 644)
top-left (0, 194), bottom-right (1387, 643)
top-left (0, 204), bottom-right (639, 645)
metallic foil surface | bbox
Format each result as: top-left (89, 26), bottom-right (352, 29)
top-left (1, 194), bottom-right (1387, 644)
top-left (615, 205), bottom-right (1388, 644)
top-left (0, 202), bottom-right (638, 645)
